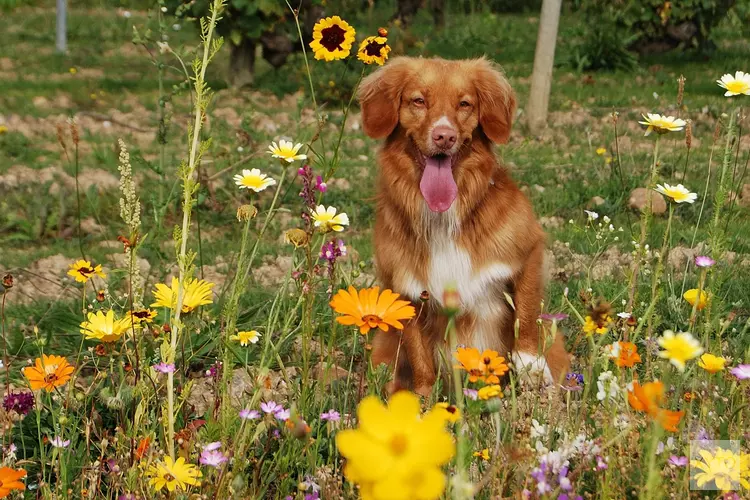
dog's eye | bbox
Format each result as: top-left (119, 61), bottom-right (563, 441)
top-left (412, 97), bottom-right (426, 107)
top-left (459, 100), bottom-right (472, 108)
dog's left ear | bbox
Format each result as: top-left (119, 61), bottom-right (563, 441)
top-left (358, 57), bottom-right (413, 139)
top-left (472, 59), bottom-right (517, 144)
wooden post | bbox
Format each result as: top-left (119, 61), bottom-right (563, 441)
top-left (56, 0), bottom-right (67, 53)
top-left (527, 0), bottom-right (562, 135)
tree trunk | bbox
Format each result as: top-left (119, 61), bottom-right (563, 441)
top-left (527, 0), bottom-right (562, 135)
top-left (392, 0), bottom-right (422, 27)
top-left (229, 38), bottom-right (256, 89)
top-left (431, 0), bottom-right (445, 28)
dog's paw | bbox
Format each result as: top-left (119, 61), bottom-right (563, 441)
top-left (511, 351), bottom-right (554, 385)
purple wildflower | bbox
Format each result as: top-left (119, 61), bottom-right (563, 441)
top-left (561, 373), bottom-right (584, 392)
top-left (539, 312), bottom-right (568, 321)
top-left (301, 475), bottom-right (321, 493)
top-left (695, 427), bottom-right (712, 443)
top-left (107, 458), bottom-right (121, 474)
top-left (595, 455), bottom-right (608, 470)
top-left (305, 493), bottom-right (320, 500)
top-left (119, 494), bottom-right (139, 500)
top-left (50, 436), bottom-right (70, 448)
top-left (275, 409), bottom-right (291, 421)
top-left (3, 390), bottom-right (35, 415)
top-left (239, 409), bottom-right (260, 420)
top-left (261, 401), bottom-right (283, 414)
top-left (463, 388), bottom-right (478, 400)
top-left (320, 409), bottom-right (341, 422)
top-left (668, 455), bottom-right (688, 467)
top-left (315, 175), bottom-right (327, 193)
top-left (152, 362), bottom-right (175, 374)
top-left (199, 449), bottom-right (228, 467)
top-left (729, 364), bottom-right (750, 380)
top-left (203, 441), bottom-right (222, 452)
top-left (695, 255), bottom-right (715, 268)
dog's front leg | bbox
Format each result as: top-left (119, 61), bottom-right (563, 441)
top-left (511, 243), bottom-right (568, 383)
top-left (402, 322), bottom-right (437, 398)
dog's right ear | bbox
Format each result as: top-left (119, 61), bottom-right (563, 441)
top-left (358, 57), bottom-right (412, 139)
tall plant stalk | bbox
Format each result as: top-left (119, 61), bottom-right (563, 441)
top-left (165, 0), bottom-right (225, 460)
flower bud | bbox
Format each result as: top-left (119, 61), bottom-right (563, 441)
top-left (442, 285), bottom-right (460, 316)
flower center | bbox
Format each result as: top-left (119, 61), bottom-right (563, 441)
top-left (362, 314), bottom-right (382, 327)
top-left (364, 39), bottom-right (386, 57)
top-left (163, 473), bottom-right (175, 482)
top-left (78, 267), bottom-right (94, 275)
top-left (44, 373), bottom-right (59, 384)
top-left (133, 310), bottom-right (150, 319)
top-left (389, 433), bottom-right (408, 456)
top-left (726, 81), bottom-right (748, 93)
top-left (320, 25), bottom-right (346, 52)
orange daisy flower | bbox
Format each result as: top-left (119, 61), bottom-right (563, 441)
top-left (0, 467), bottom-right (26, 497)
top-left (627, 381), bottom-right (684, 432)
top-left (22, 354), bottom-right (75, 392)
top-left (608, 341), bottom-right (642, 368)
top-left (330, 286), bottom-right (416, 335)
top-left (454, 347), bottom-right (509, 384)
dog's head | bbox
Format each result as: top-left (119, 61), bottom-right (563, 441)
top-left (358, 57), bottom-right (516, 213)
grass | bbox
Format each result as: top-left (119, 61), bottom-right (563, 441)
top-left (0, 1), bottom-right (749, 499)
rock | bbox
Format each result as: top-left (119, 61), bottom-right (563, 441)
top-left (539, 216), bottom-right (564, 229)
top-left (349, 138), bottom-right (366, 150)
top-left (590, 196), bottom-right (606, 207)
top-left (533, 184), bottom-right (545, 193)
top-left (740, 184), bottom-right (750, 207)
top-left (628, 188), bottom-right (667, 214)
top-left (252, 255), bottom-right (293, 287)
top-left (80, 217), bottom-right (105, 235)
top-left (329, 178), bottom-right (351, 191)
top-left (107, 252), bottom-right (151, 277)
top-left (314, 363), bottom-right (350, 386)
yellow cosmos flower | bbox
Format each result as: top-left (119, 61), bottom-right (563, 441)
top-left (657, 330), bottom-right (703, 372)
top-left (268, 140), bottom-right (307, 163)
top-left (690, 448), bottom-right (744, 491)
top-left (357, 36), bottom-right (391, 66)
top-left (698, 353), bottom-right (726, 374)
top-left (233, 168), bottom-right (276, 192)
top-left (330, 286), bottom-right (416, 335)
top-left (147, 456), bottom-right (202, 492)
top-left (683, 289), bottom-right (708, 310)
top-left (336, 391), bottom-right (455, 500)
top-left (477, 385), bottom-right (503, 400)
top-left (150, 277), bottom-right (214, 314)
top-left (717, 71), bottom-right (750, 97)
top-left (230, 330), bottom-right (261, 346)
top-left (432, 402), bottom-right (461, 424)
top-left (80, 309), bottom-right (130, 343)
top-left (639, 113), bottom-right (686, 136)
top-left (655, 183), bottom-right (697, 204)
top-left (310, 16), bottom-right (356, 61)
top-left (311, 205), bottom-right (349, 232)
top-left (473, 448), bottom-right (490, 461)
top-left (67, 259), bottom-right (106, 283)
top-left (127, 308), bottom-right (158, 327)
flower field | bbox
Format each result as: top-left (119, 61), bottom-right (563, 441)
top-left (0, 1), bottom-right (749, 499)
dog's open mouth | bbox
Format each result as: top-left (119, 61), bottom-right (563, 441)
top-left (419, 153), bottom-right (457, 213)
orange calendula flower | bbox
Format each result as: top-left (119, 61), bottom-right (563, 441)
top-left (329, 286), bottom-right (416, 335)
top-left (627, 381), bottom-right (684, 432)
top-left (0, 467), bottom-right (26, 497)
top-left (606, 341), bottom-right (642, 368)
top-left (454, 347), bottom-right (509, 384)
top-left (67, 259), bottom-right (106, 283)
top-left (22, 354), bottom-right (75, 392)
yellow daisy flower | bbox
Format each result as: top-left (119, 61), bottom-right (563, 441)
top-left (127, 308), bottom-right (158, 327)
top-left (716, 71), bottom-right (750, 97)
top-left (230, 330), bottom-right (261, 346)
top-left (150, 277), bottom-right (214, 314)
top-left (431, 402), bottom-right (462, 424)
top-left (655, 183), bottom-right (697, 204)
top-left (690, 448), bottom-right (744, 491)
top-left (698, 353), bottom-right (726, 374)
top-left (477, 385), bottom-right (503, 400)
top-left (639, 113), bottom-right (686, 136)
top-left (595, 147), bottom-right (606, 155)
top-left (0, 125), bottom-right (8, 134)
top-left (67, 259), bottom-right (106, 283)
top-left (683, 289), bottom-right (708, 310)
top-left (310, 16), bottom-right (356, 62)
top-left (357, 36), bottom-right (391, 66)
top-left (311, 205), bottom-right (349, 232)
top-left (583, 314), bottom-right (612, 336)
top-left (657, 330), bottom-right (703, 372)
top-left (80, 309), bottom-right (130, 343)
top-left (147, 456), bottom-right (202, 492)
top-left (233, 168), bottom-right (276, 192)
top-left (268, 140), bottom-right (307, 163)
top-left (336, 391), bottom-right (455, 500)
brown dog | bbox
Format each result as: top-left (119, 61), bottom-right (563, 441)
top-left (358, 57), bottom-right (569, 396)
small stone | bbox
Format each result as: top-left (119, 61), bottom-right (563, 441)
top-left (590, 196), bottom-right (606, 207)
top-left (533, 184), bottom-right (546, 193)
top-left (628, 188), bottom-right (666, 214)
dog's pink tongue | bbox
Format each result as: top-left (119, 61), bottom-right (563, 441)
top-left (420, 156), bottom-right (457, 213)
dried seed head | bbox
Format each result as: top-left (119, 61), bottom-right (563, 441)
top-left (236, 204), bottom-right (258, 222)
top-left (69, 120), bottom-right (80, 145)
top-left (56, 123), bottom-right (68, 152)
top-left (685, 120), bottom-right (692, 149)
top-left (284, 228), bottom-right (308, 248)
top-left (378, 27), bottom-right (388, 37)
top-left (1, 273), bottom-right (13, 290)
top-left (713, 121), bottom-right (721, 143)
top-left (676, 75), bottom-right (685, 107)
